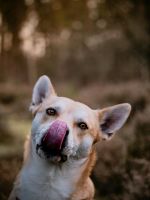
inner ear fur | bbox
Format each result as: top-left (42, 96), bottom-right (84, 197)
top-left (30, 75), bottom-right (56, 113)
top-left (98, 103), bottom-right (131, 140)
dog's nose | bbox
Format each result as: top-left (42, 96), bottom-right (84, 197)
top-left (41, 120), bottom-right (69, 156)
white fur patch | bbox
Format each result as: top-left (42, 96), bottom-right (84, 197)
top-left (76, 135), bottom-right (93, 159)
top-left (18, 151), bottom-right (87, 200)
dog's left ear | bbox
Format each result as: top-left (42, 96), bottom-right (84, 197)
top-left (98, 103), bottom-right (131, 140)
top-left (30, 75), bottom-right (56, 112)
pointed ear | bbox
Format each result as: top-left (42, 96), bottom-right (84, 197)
top-left (98, 103), bottom-right (131, 140)
top-left (30, 75), bottom-right (56, 111)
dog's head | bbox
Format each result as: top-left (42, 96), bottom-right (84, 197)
top-left (30, 76), bottom-right (131, 164)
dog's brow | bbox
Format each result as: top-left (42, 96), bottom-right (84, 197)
top-left (76, 118), bottom-right (87, 123)
top-left (74, 109), bottom-right (89, 118)
top-left (56, 106), bottom-right (61, 110)
top-left (76, 118), bottom-right (85, 122)
top-left (49, 106), bottom-right (61, 112)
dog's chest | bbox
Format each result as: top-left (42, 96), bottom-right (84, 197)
top-left (19, 163), bottom-right (81, 200)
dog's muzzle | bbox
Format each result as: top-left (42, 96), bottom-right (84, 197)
top-left (36, 120), bottom-right (69, 162)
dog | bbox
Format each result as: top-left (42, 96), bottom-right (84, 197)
top-left (9, 75), bottom-right (131, 200)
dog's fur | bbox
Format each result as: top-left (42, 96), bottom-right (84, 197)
top-left (9, 76), bottom-right (131, 200)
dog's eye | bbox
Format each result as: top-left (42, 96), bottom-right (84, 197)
top-left (46, 108), bottom-right (57, 116)
top-left (78, 122), bottom-right (88, 130)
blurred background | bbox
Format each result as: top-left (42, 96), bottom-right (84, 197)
top-left (0, 0), bottom-right (150, 199)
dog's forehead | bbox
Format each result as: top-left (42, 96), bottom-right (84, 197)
top-left (49, 96), bottom-right (75, 109)
top-left (45, 96), bottom-right (96, 118)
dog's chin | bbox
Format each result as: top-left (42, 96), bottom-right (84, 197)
top-left (36, 144), bottom-right (68, 164)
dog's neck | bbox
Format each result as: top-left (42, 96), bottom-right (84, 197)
top-left (25, 144), bottom-right (88, 181)
top-left (19, 138), bottom-right (92, 200)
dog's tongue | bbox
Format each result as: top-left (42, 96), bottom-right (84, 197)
top-left (41, 120), bottom-right (68, 156)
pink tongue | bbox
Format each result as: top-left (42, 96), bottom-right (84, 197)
top-left (42, 120), bottom-right (68, 155)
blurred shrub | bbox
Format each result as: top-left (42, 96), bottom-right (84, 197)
top-left (87, 82), bottom-right (150, 200)
top-left (0, 156), bottom-right (22, 200)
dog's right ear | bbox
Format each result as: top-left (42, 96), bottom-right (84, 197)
top-left (30, 75), bottom-right (56, 113)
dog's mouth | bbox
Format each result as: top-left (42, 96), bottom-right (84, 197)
top-left (36, 120), bottom-right (69, 163)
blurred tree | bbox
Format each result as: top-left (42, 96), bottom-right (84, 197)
top-left (0, 0), bottom-right (28, 82)
top-left (0, 0), bottom-right (150, 82)
top-left (34, 0), bottom-right (89, 32)
top-left (0, 0), bottom-right (28, 50)
top-left (97, 0), bottom-right (150, 79)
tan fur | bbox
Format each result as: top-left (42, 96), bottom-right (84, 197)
top-left (71, 150), bottom-right (96, 200)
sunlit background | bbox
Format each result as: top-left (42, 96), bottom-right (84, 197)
top-left (0, 0), bottom-right (150, 199)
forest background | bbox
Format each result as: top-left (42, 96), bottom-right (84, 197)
top-left (0, 0), bottom-right (150, 199)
